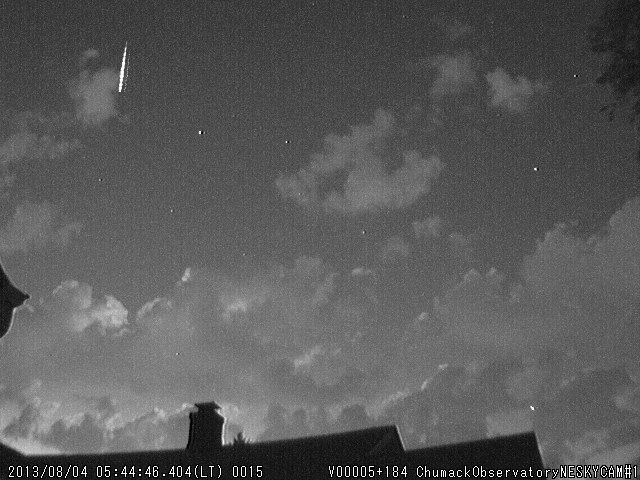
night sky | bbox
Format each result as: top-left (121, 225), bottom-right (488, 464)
top-left (1, 0), bottom-right (638, 465)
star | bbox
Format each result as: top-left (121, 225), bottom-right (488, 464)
top-left (533, 167), bottom-right (539, 172)
top-left (170, 207), bottom-right (175, 213)
top-left (198, 130), bottom-right (205, 135)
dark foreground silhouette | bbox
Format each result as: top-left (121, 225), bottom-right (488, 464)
top-left (0, 262), bottom-right (29, 339)
top-left (0, 267), bottom-right (544, 479)
top-left (1, 402), bottom-right (545, 479)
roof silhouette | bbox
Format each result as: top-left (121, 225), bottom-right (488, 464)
top-left (1, 403), bottom-right (545, 479)
top-left (0, 268), bottom-right (545, 478)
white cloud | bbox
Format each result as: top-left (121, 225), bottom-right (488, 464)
top-left (2, 396), bottom-right (193, 454)
top-left (0, 201), bottom-right (82, 255)
top-left (485, 68), bottom-right (548, 113)
top-left (435, 197), bottom-right (640, 365)
top-left (49, 280), bottom-right (129, 335)
top-left (293, 345), bottom-right (325, 371)
top-left (0, 255), bottom-right (378, 413)
top-left (68, 50), bottom-right (120, 127)
top-left (276, 109), bottom-right (443, 215)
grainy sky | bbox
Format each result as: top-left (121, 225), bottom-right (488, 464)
top-left (1, 0), bottom-right (638, 464)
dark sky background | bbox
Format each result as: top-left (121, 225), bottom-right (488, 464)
top-left (1, 0), bottom-right (638, 465)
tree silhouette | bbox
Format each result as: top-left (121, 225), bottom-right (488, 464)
top-left (588, 0), bottom-right (640, 172)
top-left (232, 431), bottom-right (250, 447)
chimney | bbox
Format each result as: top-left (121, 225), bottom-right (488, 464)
top-left (186, 401), bottom-right (225, 454)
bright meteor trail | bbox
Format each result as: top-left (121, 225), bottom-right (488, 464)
top-left (118, 41), bottom-right (128, 93)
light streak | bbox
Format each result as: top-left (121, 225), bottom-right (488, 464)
top-left (118, 41), bottom-right (128, 93)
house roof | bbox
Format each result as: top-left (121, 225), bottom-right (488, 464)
top-left (405, 431), bottom-right (544, 470)
top-left (235, 425), bottom-right (405, 461)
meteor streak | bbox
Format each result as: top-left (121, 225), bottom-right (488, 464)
top-left (118, 41), bottom-right (128, 93)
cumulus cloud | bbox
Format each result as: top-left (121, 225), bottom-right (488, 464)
top-left (276, 109), bottom-right (443, 215)
top-left (429, 51), bottom-right (477, 98)
top-left (435, 197), bottom-right (640, 365)
top-left (49, 280), bottom-right (129, 335)
top-left (412, 215), bottom-right (474, 262)
top-left (0, 201), bottom-right (82, 255)
top-left (485, 68), bottom-right (548, 113)
top-left (379, 361), bottom-right (521, 447)
top-left (2, 399), bottom-right (43, 440)
top-left (533, 366), bottom-right (639, 466)
top-left (0, 255), bottom-right (379, 420)
top-left (264, 358), bottom-right (367, 405)
top-left (0, 131), bottom-right (78, 168)
top-left (0, 112), bottom-right (80, 194)
top-left (68, 49), bottom-right (120, 127)
top-left (2, 395), bottom-right (193, 454)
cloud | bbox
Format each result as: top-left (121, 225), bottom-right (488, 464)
top-left (0, 201), bottom-right (82, 255)
top-left (0, 131), bottom-right (79, 167)
top-left (2, 399), bottom-right (43, 440)
top-left (532, 366), bottom-right (639, 466)
top-left (293, 345), bottom-right (325, 371)
top-left (485, 68), bottom-right (548, 113)
top-left (68, 50), bottom-right (120, 127)
top-left (378, 361), bottom-right (525, 447)
top-left (49, 280), bottom-right (129, 335)
top-left (2, 395), bottom-right (193, 454)
top-left (412, 215), bottom-right (474, 262)
top-left (0, 112), bottom-right (80, 194)
top-left (80, 49), bottom-right (99, 63)
top-left (429, 52), bottom-right (477, 98)
top-left (485, 408), bottom-right (533, 438)
top-left (0, 255), bottom-right (380, 415)
top-left (413, 215), bottom-right (443, 239)
top-left (258, 404), bottom-right (331, 442)
top-left (264, 358), bottom-right (367, 405)
top-left (276, 109), bottom-right (443, 215)
top-left (350, 267), bottom-right (375, 278)
top-left (435, 197), bottom-right (640, 365)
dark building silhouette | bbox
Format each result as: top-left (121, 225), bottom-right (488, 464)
top-left (0, 402), bottom-right (545, 479)
top-left (0, 261), bottom-right (29, 339)
top-left (0, 271), bottom-right (545, 478)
